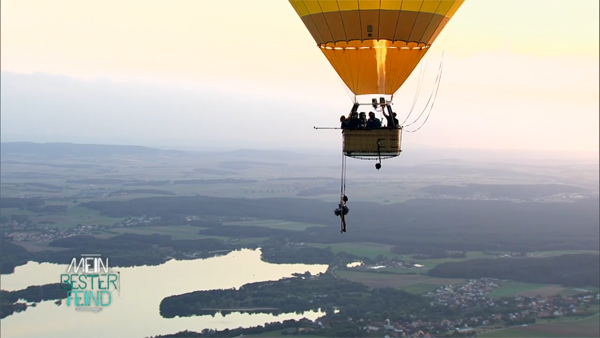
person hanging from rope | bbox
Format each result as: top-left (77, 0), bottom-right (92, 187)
top-left (334, 195), bottom-right (349, 233)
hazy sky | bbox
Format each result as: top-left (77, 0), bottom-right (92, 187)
top-left (1, 0), bottom-right (598, 153)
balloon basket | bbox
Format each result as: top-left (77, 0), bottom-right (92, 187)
top-left (342, 128), bottom-right (402, 159)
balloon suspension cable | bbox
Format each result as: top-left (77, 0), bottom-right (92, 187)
top-left (401, 59), bottom-right (428, 126)
top-left (404, 33), bottom-right (449, 133)
top-left (403, 52), bottom-right (444, 132)
top-left (335, 75), bottom-right (357, 103)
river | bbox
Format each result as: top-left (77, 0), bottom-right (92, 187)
top-left (0, 248), bottom-right (328, 338)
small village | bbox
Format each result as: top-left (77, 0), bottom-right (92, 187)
top-left (1, 215), bottom-right (161, 242)
top-left (310, 278), bottom-right (599, 337)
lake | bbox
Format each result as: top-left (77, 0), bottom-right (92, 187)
top-left (0, 248), bottom-right (328, 338)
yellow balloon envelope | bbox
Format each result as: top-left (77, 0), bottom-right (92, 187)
top-left (289, 0), bottom-right (465, 95)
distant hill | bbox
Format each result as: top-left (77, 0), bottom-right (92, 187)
top-left (221, 149), bottom-right (311, 159)
top-left (419, 183), bottom-right (588, 199)
top-left (0, 142), bottom-right (189, 158)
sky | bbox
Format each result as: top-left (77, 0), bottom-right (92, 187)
top-left (1, 0), bottom-right (599, 153)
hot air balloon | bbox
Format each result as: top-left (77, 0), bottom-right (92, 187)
top-left (288, 0), bottom-right (465, 232)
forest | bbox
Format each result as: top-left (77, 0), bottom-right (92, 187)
top-left (0, 240), bottom-right (32, 274)
top-left (0, 234), bottom-right (253, 273)
top-left (159, 273), bottom-right (437, 320)
top-left (261, 237), bottom-right (334, 264)
top-left (428, 254), bottom-right (600, 287)
top-left (150, 318), bottom-right (369, 338)
top-left (77, 195), bottom-right (600, 255)
top-left (0, 283), bottom-right (71, 319)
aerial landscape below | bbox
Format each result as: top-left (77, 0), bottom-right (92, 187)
top-left (1, 142), bottom-right (598, 338)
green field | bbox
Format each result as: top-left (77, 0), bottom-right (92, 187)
top-left (336, 269), bottom-right (464, 290)
top-left (398, 282), bottom-right (441, 294)
top-left (31, 205), bottom-right (126, 229)
top-left (486, 281), bottom-right (563, 298)
top-left (307, 245), bottom-right (508, 274)
top-left (380, 251), bottom-right (492, 273)
top-left (106, 225), bottom-right (232, 240)
top-left (105, 225), bottom-right (268, 244)
top-left (529, 250), bottom-right (600, 257)
top-left (0, 205), bottom-right (125, 229)
top-left (479, 313), bottom-right (600, 338)
top-left (0, 207), bottom-right (37, 216)
top-left (479, 328), bottom-right (572, 338)
top-left (326, 247), bottom-right (492, 273)
top-left (223, 219), bottom-right (326, 231)
top-left (559, 287), bottom-right (594, 297)
top-left (311, 242), bottom-right (395, 259)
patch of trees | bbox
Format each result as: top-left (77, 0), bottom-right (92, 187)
top-left (199, 225), bottom-right (299, 238)
top-left (261, 237), bottom-right (334, 264)
top-left (108, 189), bottom-right (175, 196)
top-left (78, 195), bottom-right (599, 255)
top-left (172, 179), bottom-right (258, 185)
top-left (186, 220), bottom-right (222, 227)
top-left (0, 283), bottom-right (71, 319)
top-left (406, 250), bottom-right (467, 260)
top-left (192, 168), bottom-right (238, 176)
top-left (66, 178), bottom-right (136, 184)
top-left (0, 214), bottom-right (30, 224)
top-left (23, 182), bottom-right (63, 190)
top-left (122, 180), bottom-right (170, 186)
top-left (418, 183), bottom-right (587, 199)
top-left (159, 273), bottom-right (432, 321)
top-left (117, 215), bottom-right (222, 228)
top-left (0, 240), bottom-right (32, 273)
top-left (26, 205), bottom-right (68, 214)
top-left (428, 254), bottom-right (600, 287)
top-left (18, 234), bottom-right (250, 270)
top-left (149, 319), bottom-right (318, 338)
top-left (0, 301), bottom-right (26, 320)
top-left (1, 283), bottom-right (71, 303)
top-left (0, 197), bottom-right (45, 209)
top-left (80, 196), bottom-right (333, 226)
top-left (296, 187), bottom-right (339, 197)
top-left (1, 172), bottom-right (63, 179)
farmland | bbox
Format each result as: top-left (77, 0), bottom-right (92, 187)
top-left (479, 313), bottom-right (600, 338)
top-left (335, 270), bottom-right (464, 291)
top-left (223, 219), bottom-right (326, 231)
top-left (486, 281), bottom-right (560, 298)
top-left (311, 242), bottom-right (395, 259)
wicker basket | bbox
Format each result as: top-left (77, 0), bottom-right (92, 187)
top-left (343, 128), bottom-right (402, 158)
